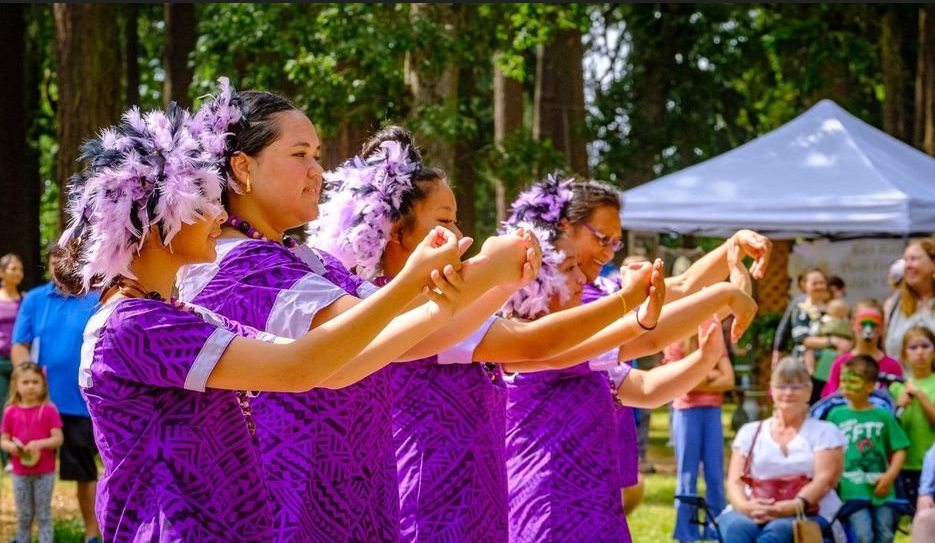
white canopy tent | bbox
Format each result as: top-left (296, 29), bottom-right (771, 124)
top-left (619, 99), bottom-right (935, 239)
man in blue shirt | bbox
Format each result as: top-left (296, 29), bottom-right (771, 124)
top-left (11, 245), bottom-right (101, 543)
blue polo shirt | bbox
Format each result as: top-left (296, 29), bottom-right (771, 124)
top-left (12, 283), bottom-right (100, 417)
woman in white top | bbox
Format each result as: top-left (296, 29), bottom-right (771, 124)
top-left (884, 238), bottom-right (935, 358)
top-left (718, 358), bottom-right (846, 542)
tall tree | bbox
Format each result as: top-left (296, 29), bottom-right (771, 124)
top-left (534, 27), bottom-right (588, 177)
top-left (493, 53), bottom-right (524, 223)
top-left (405, 4), bottom-right (460, 177)
top-left (163, 3), bottom-right (196, 108)
top-left (53, 5), bottom-right (122, 230)
top-left (0, 4), bottom-right (41, 286)
top-left (917, 4), bottom-right (935, 155)
top-left (124, 4), bottom-right (140, 107)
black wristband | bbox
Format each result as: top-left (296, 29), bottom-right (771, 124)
top-left (635, 306), bottom-right (656, 331)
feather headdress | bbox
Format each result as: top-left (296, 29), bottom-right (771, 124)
top-left (499, 221), bottom-right (571, 319)
top-left (307, 140), bottom-right (421, 279)
top-left (505, 172), bottom-right (574, 227)
top-left (59, 103), bottom-right (224, 290)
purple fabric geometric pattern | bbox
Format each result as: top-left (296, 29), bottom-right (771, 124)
top-left (504, 362), bottom-right (630, 542)
top-left (179, 238), bottom-right (399, 542)
top-left (583, 280), bottom-right (640, 489)
top-left (80, 298), bottom-right (273, 542)
top-left (391, 357), bottom-right (508, 543)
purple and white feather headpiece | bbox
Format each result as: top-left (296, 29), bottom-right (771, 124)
top-left (307, 140), bottom-right (421, 279)
top-left (506, 172), bottom-right (574, 227)
top-left (59, 103), bottom-right (224, 291)
top-left (188, 76), bottom-right (245, 192)
top-left (500, 221), bottom-right (571, 319)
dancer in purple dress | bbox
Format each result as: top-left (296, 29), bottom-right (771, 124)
top-left (309, 127), bottom-right (662, 543)
top-left (178, 80), bottom-right (553, 542)
top-left (310, 126), bottom-right (758, 542)
top-left (502, 174), bottom-right (769, 542)
top-left (56, 103), bottom-right (463, 541)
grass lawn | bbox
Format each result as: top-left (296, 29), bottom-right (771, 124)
top-left (0, 402), bottom-right (915, 542)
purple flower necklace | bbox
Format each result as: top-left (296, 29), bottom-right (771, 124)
top-left (224, 214), bottom-right (297, 249)
top-left (109, 276), bottom-right (257, 436)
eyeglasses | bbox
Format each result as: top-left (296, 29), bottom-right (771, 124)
top-left (907, 342), bottom-right (934, 351)
top-left (582, 223), bottom-right (623, 252)
top-left (771, 382), bottom-right (809, 391)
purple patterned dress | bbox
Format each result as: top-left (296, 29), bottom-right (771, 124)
top-left (504, 276), bottom-right (633, 542)
top-left (178, 239), bottom-right (396, 543)
top-left (388, 314), bottom-right (506, 543)
top-left (79, 298), bottom-right (276, 542)
top-left (583, 279), bottom-right (640, 489)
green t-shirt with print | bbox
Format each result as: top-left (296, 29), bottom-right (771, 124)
top-left (826, 405), bottom-right (910, 504)
top-left (890, 374), bottom-right (935, 470)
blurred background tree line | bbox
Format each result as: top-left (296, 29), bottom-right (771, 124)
top-left (1, 3), bottom-right (933, 287)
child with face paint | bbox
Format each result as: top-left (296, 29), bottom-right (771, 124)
top-left (826, 355), bottom-right (909, 543)
top-left (821, 299), bottom-right (904, 399)
top-left (890, 326), bottom-right (935, 506)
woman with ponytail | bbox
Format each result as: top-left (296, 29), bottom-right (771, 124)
top-left (61, 102), bottom-right (463, 541)
top-left (177, 80), bottom-right (545, 541)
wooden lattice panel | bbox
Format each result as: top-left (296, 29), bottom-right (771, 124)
top-left (755, 239), bottom-right (791, 316)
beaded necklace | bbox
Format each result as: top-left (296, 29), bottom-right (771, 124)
top-left (224, 214), bottom-right (297, 249)
top-left (109, 276), bottom-right (257, 436)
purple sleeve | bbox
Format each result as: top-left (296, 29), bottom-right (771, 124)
top-left (214, 242), bottom-right (350, 338)
top-left (313, 248), bottom-right (379, 298)
top-left (589, 348), bottom-right (622, 372)
top-left (436, 316), bottom-right (499, 365)
top-left (581, 277), bottom-right (621, 305)
top-left (188, 303), bottom-right (277, 342)
top-left (108, 301), bottom-right (237, 392)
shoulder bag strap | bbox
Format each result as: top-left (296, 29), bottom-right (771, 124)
top-left (742, 420), bottom-right (765, 479)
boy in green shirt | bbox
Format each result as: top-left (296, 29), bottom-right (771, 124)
top-left (827, 354), bottom-right (910, 543)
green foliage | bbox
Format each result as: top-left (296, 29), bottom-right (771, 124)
top-left (193, 4), bottom-right (411, 136)
top-left (19, 3), bottom-right (924, 255)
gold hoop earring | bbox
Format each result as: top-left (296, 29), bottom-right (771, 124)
top-left (244, 174), bottom-right (252, 194)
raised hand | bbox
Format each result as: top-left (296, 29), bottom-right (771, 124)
top-left (635, 258), bottom-right (666, 328)
top-left (727, 238), bottom-right (753, 295)
top-left (401, 226), bottom-right (463, 289)
top-left (698, 317), bottom-right (725, 364)
top-left (497, 227), bottom-right (543, 292)
top-left (731, 229), bottom-right (772, 280)
top-left (620, 261), bottom-right (653, 301)
top-left (727, 288), bottom-right (758, 343)
top-left (422, 264), bottom-right (465, 320)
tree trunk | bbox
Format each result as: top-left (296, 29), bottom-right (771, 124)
top-left (163, 3), bottom-right (196, 109)
top-left (882, 10), bottom-right (906, 140)
top-left (916, 4), bottom-right (935, 155)
top-left (493, 52), bottom-right (524, 224)
top-left (454, 63), bottom-right (478, 239)
top-left (321, 116), bottom-right (374, 171)
top-left (0, 4), bottom-right (41, 287)
top-left (533, 28), bottom-right (588, 177)
top-left (53, 4), bottom-right (122, 231)
top-left (125, 4), bottom-right (139, 107)
top-left (623, 4), bottom-right (690, 187)
top-left (405, 4), bottom-right (459, 179)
